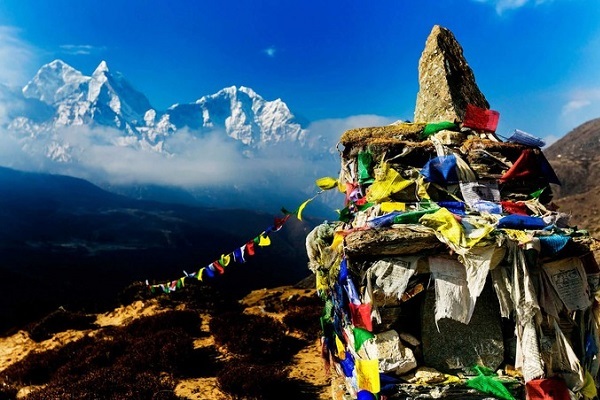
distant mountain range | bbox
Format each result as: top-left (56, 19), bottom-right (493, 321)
top-left (0, 60), bottom-right (338, 213)
top-left (4, 60), bottom-right (310, 161)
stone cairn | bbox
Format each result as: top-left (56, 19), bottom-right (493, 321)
top-left (307, 25), bottom-right (600, 400)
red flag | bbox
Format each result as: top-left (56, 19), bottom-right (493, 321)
top-left (212, 261), bottom-right (225, 274)
top-left (349, 303), bottom-right (373, 332)
top-left (245, 240), bottom-right (255, 256)
top-left (463, 104), bottom-right (499, 132)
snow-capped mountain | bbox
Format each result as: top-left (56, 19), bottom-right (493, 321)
top-left (6, 60), bottom-right (308, 160)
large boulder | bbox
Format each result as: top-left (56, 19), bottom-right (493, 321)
top-left (414, 25), bottom-right (489, 123)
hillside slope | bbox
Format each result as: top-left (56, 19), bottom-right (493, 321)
top-left (545, 118), bottom-right (600, 237)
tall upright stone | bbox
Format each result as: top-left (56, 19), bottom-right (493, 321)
top-left (414, 25), bottom-right (489, 123)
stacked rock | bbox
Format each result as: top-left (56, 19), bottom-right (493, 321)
top-left (308, 25), bottom-right (599, 400)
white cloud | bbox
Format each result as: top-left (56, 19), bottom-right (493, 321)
top-left (560, 87), bottom-right (600, 130)
top-left (562, 99), bottom-right (591, 115)
top-left (306, 114), bottom-right (399, 148)
top-left (263, 46), bottom-right (276, 58)
top-left (59, 44), bottom-right (106, 56)
top-left (0, 26), bottom-right (37, 86)
top-left (472, 0), bottom-right (552, 14)
top-left (0, 113), bottom-right (396, 214)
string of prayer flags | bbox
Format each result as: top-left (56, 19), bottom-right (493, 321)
top-left (146, 188), bottom-right (327, 293)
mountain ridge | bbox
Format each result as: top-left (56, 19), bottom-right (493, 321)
top-left (6, 59), bottom-right (308, 162)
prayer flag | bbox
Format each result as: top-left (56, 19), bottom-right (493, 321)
top-left (245, 241), bottom-right (255, 256)
top-left (356, 359), bottom-right (380, 393)
top-left (258, 234), bottom-right (271, 247)
top-left (316, 176), bottom-right (339, 190)
top-left (220, 254), bottom-right (231, 267)
top-left (463, 104), bottom-right (500, 132)
top-left (233, 246), bottom-right (246, 263)
top-left (297, 198), bottom-right (313, 221)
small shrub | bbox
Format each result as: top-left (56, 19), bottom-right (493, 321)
top-left (2, 310), bottom-right (206, 399)
top-left (24, 369), bottom-right (182, 400)
top-left (0, 382), bottom-right (18, 400)
top-left (124, 309), bottom-right (202, 337)
top-left (27, 309), bottom-right (97, 342)
top-left (180, 346), bottom-right (222, 378)
top-left (210, 312), bottom-right (303, 362)
top-left (154, 280), bottom-right (241, 314)
top-left (282, 304), bottom-right (322, 338)
top-left (118, 328), bottom-right (194, 375)
top-left (217, 361), bottom-right (289, 399)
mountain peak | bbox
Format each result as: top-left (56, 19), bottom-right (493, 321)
top-left (22, 59), bottom-right (88, 104)
top-left (238, 86), bottom-right (259, 98)
top-left (46, 59), bottom-right (71, 69)
top-left (93, 61), bottom-right (110, 76)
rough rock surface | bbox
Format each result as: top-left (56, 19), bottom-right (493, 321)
top-left (414, 25), bottom-right (489, 123)
top-left (344, 225), bottom-right (443, 257)
top-left (421, 284), bottom-right (505, 373)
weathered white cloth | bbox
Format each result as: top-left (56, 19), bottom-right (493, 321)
top-left (542, 257), bottom-right (591, 312)
top-left (429, 256), bottom-right (471, 325)
top-left (364, 256), bottom-right (421, 324)
top-left (509, 242), bottom-right (544, 382)
top-left (550, 319), bottom-right (585, 391)
top-left (490, 265), bottom-right (514, 318)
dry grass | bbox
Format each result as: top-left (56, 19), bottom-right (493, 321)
top-left (340, 123), bottom-right (426, 147)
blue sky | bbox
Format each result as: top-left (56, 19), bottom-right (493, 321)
top-left (0, 0), bottom-right (599, 144)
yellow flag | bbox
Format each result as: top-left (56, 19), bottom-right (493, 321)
top-left (380, 201), bottom-right (406, 212)
top-left (316, 272), bottom-right (328, 293)
top-left (220, 254), bottom-right (231, 267)
top-left (582, 371), bottom-right (598, 398)
top-left (416, 175), bottom-right (431, 200)
top-left (297, 198), bottom-right (313, 221)
top-left (258, 234), bottom-right (271, 247)
top-left (197, 267), bottom-right (205, 281)
top-left (366, 163), bottom-right (414, 203)
top-left (420, 208), bottom-right (494, 248)
top-left (330, 232), bottom-right (344, 251)
top-left (501, 229), bottom-right (533, 244)
top-left (356, 359), bottom-right (380, 393)
top-left (316, 176), bottom-right (338, 190)
top-left (335, 335), bottom-right (346, 359)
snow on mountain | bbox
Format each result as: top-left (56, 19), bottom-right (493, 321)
top-left (4, 60), bottom-right (309, 162)
top-left (22, 60), bottom-right (89, 105)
